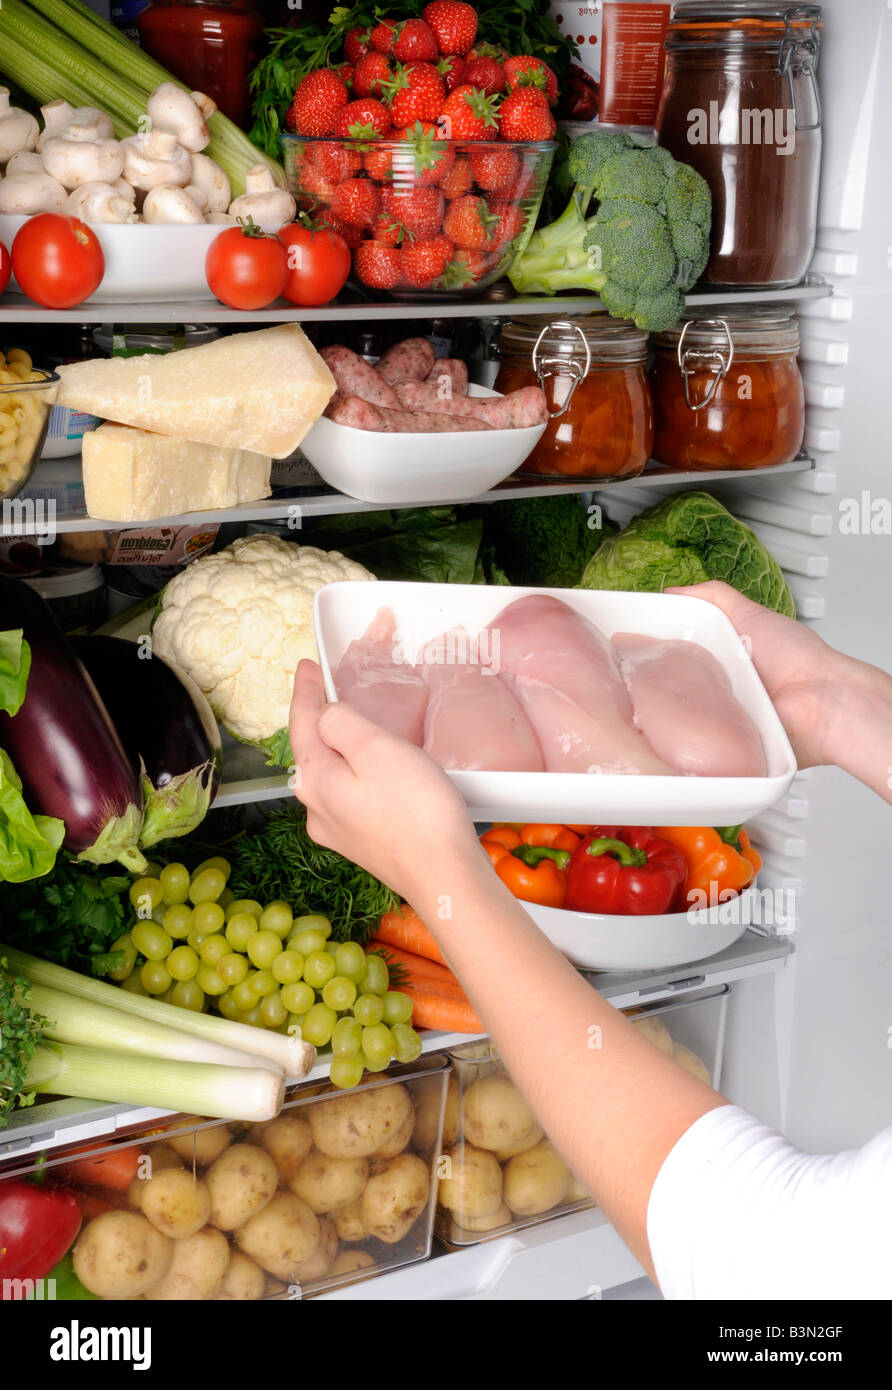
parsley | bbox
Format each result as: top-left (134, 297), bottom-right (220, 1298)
top-left (0, 960), bottom-right (48, 1124)
top-left (0, 857), bottom-right (130, 976)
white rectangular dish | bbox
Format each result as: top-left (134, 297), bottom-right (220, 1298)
top-left (314, 582), bottom-right (797, 825)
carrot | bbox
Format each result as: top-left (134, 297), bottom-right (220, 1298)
top-left (375, 906), bottom-right (447, 965)
top-left (54, 1146), bottom-right (140, 1193)
top-left (71, 1187), bottom-right (127, 1222)
top-left (367, 942), bottom-right (465, 997)
top-left (403, 985), bottom-right (483, 1034)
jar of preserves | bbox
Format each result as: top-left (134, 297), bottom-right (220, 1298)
top-left (137, 1), bottom-right (264, 128)
top-left (651, 307), bottom-right (805, 470)
top-left (495, 317), bottom-right (653, 480)
top-left (656, 2), bottom-right (822, 287)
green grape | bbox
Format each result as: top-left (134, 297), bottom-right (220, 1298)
top-left (238, 1005), bottom-right (263, 1027)
top-left (192, 901), bottom-right (226, 935)
top-left (119, 971), bottom-right (148, 996)
top-left (381, 990), bottom-right (414, 1026)
top-left (217, 990), bottom-right (240, 1021)
top-left (361, 1022), bottom-right (394, 1066)
top-left (159, 863), bottom-right (190, 905)
top-left (360, 954), bottom-right (390, 996)
top-left (167, 945), bottom-right (200, 981)
top-left (251, 968), bottom-right (278, 998)
top-left (131, 921), bottom-right (173, 961)
top-left (391, 1022), bottom-right (423, 1063)
top-left (259, 901), bottom-right (293, 938)
top-left (225, 898), bottom-right (263, 922)
top-left (231, 978), bottom-right (260, 1012)
top-left (106, 933), bottom-right (137, 982)
top-left (162, 903), bottom-right (194, 940)
top-left (129, 876), bottom-right (164, 916)
top-left (329, 1054), bottom-right (365, 1090)
top-left (159, 985), bottom-right (177, 1005)
top-left (292, 913), bottom-right (332, 941)
top-left (196, 963), bottom-right (228, 996)
top-left (186, 926), bottom-right (211, 953)
top-left (171, 979), bottom-right (205, 1012)
top-left (142, 861), bottom-right (163, 880)
top-left (271, 950), bottom-right (304, 985)
top-left (353, 992), bottom-right (384, 1027)
top-left (247, 929), bottom-right (284, 970)
top-left (289, 928), bottom-right (327, 956)
top-left (192, 856), bottom-right (231, 881)
top-left (322, 976), bottom-right (357, 1012)
top-left (334, 941), bottom-right (367, 982)
top-left (301, 1002), bottom-right (337, 1047)
top-left (141, 959), bottom-right (172, 995)
top-left (286, 1011), bottom-right (308, 1035)
top-left (303, 950), bottom-right (337, 990)
top-left (199, 934), bottom-right (230, 968)
top-left (259, 991), bottom-right (288, 1029)
top-left (331, 1016), bottom-right (363, 1057)
top-left (225, 912), bottom-right (259, 952)
top-left (280, 981), bottom-right (314, 1015)
top-left (218, 887), bottom-right (234, 910)
top-left (150, 904), bottom-right (169, 926)
top-left (217, 952), bottom-right (249, 986)
top-left (189, 867), bottom-right (226, 905)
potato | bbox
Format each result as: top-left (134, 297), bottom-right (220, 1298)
top-left (493, 1122), bottom-right (545, 1163)
top-left (293, 1215), bottom-right (337, 1283)
top-left (412, 1071), bottom-right (459, 1154)
top-left (289, 1149), bottom-right (369, 1214)
top-left (672, 1043), bottom-right (711, 1084)
top-left (128, 1142), bottom-right (184, 1210)
top-left (361, 1153), bottom-right (431, 1244)
top-left (437, 1144), bottom-right (502, 1220)
top-left (206, 1144), bottom-right (277, 1231)
top-left (333, 1197), bottom-right (369, 1243)
top-left (566, 1173), bottom-right (593, 1204)
top-left (235, 1192), bottom-right (320, 1281)
top-left (452, 1201), bottom-right (512, 1234)
top-left (462, 1075), bottom-right (539, 1154)
top-left (140, 1168), bottom-right (211, 1240)
top-left (257, 1115), bottom-right (313, 1181)
top-left (503, 1140), bottom-right (571, 1217)
top-left (329, 1250), bottom-right (375, 1276)
top-left (166, 1121), bottom-right (232, 1166)
top-left (73, 1211), bottom-right (173, 1299)
top-left (144, 1226), bottom-right (230, 1301)
top-left (374, 1109), bottom-right (414, 1159)
top-left (310, 1083), bottom-right (413, 1159)
top-left (633, 1017), bottom-right (673, 1055)
top-left (217, 1251), bottom-right (266, 1301)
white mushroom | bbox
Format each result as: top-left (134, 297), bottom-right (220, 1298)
top-left (41, 129), bottom-right (124, 190)
top-left (189, 151), bottom-right (230, 213)
top-left (37, 100), bottom-right (114, 150)
top-left (142, 183), bottom-right (206, 224)
top-left (111, 176), bottom-right (137, 206)
top-left (205, 211), bottom-right (237, 225)
top-left (0, 169), bottom-right (68, 214)
top-left (5, 151), bottom-right (46, 177)
top-left (121, 128), bottom-right (191, 191)
top-left (228, 164), bottom-right (296, 231)
top-left (0, 89), bottom-right (39, 165)
top-left (66, 181), bottom-right (138, 224)
top-left (145, 83), bottom-right (214, 153)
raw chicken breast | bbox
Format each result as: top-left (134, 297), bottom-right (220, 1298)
top-left (421, 638), bottom-right (545, 771)
top-left (612, 632), bottom-right (767, 777)
top-left (333, 607), bottom-right (428, 745)
top-left (484, 595), bottom-right (676, 775)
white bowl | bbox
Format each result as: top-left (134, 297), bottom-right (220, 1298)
top-left (522, 890), bottom-right (758, 971)
top-left (299, 385), bottom-right (546, 504)
top-left (314, 582), bottom-right (797, 824)
top-left (0, 216), bottom-right (221, 304)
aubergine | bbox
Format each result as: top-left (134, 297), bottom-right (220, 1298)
top-left (0, 574), bottom-right (147, 872)
top-left (72, 634), bottom-right (222, 850)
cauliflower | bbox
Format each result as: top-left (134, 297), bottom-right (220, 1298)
top-left (152, 536), bottom-right (375, 764)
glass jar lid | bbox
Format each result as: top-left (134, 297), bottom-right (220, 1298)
top-left (655, 306), bottom-right (800, 356)
top-left (667, 3), bottom-right (822, 45)
top-left (499, 315), bottom-right (649, 365)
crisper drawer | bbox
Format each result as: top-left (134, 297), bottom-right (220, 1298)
top-left (0, 1055), bottom-right (449, 1302)
top-left (436, 986), bottom-right (728, 1250)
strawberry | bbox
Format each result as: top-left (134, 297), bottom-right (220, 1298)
top-left (393, 121), bottom-right (455, 187)
top-left (330, 176), bottom-right (380, 229)
top-left (344, 27), bottom-right (371, 65)
top-left (437, 54), bottom-right (466, 93)
top-left (440, 154), bottom-right (472, 198)
top-left (502, 55), bottom-right (559, 106)
top-left (468, 146), bottom-right (519, 193)
top-left (487, 199), bottom-right (525, 248)
top-left (334, 98), bottom-right (392, 139)
top-left (498, 87), bottom-right (556, 141)
top-left (323, 213), bottom-right (365, 249)
top-left (400, 236), bottom-right (453, 286)
top-left (466, 41), bottom-right (509, 63)
top-left (381, 184), bottom-right (444, 239)
top-left (463, 56), bottom-right (506, 96)
top-left (336, 63), bottom-right (355, 89)
top-left (370, 19), bottom-right (398, 53)
top-left (393, 19), bottom-right (439, 62)
top-left (372, 211), bottom-right (405, 246)
top-left (438, 84), bottom-right (499, 140)
top-left (353, 52), bottom-right (393, 98)
top-left (443, 193), bottom-right (497, 249)
top-left (364, 144), bottom-right (394, 181)
top-left (354, 239), bottom-right (402, 289)
top-left (384, 61), bottom-right (446, 128)
top-left (422, 1), bottom-right (478, 57)
top-left (311, 140), bottom-right (363, 183)
top-left (444, 245), bottom-right (488, 285)
top-left (296, 162), bottom-right (339, 201)
top-left (286, 68), bottom-right (350, 137)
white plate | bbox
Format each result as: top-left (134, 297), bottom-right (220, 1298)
top-left (314, 582), bottom-right (797, 824)
top-left (299, 385), bottom-right (547, 504)
top-left (0, 216), bottom-right (221, 304)
top-left (522, 891), bottom-right (756, 971)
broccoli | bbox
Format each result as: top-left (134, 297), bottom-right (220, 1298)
top-left (508, 131), bottom-right (712, 332)
top-left (475, 494), bottom-right (616, 589)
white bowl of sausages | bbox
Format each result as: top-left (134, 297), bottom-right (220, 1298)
top-left (300, 337), bottom-right (548, 505)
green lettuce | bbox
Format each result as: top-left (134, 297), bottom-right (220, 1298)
top-left (0, 630), bottom-right (65, 882)
top-left (0, 629), bottom-right (30, 716)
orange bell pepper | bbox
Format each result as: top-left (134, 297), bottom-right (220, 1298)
top-left (655, 825), bottom-right (763, 908)
top-left (519, 824), bottom-right (581, 853)
top-left (479, 827), bottom-right (570, 908)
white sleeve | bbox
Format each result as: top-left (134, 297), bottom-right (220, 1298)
top-left (646, 1104), bottom-right (892, 1299)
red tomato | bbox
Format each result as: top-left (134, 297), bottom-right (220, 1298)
top-left (277, 221), bottom-right (351, 307)
top-left (0, 239), bottom-right (10, 298)
top-left (205, 224), bottom-right (289, 310)
top-left (11, 215), bottom-right (104, 309)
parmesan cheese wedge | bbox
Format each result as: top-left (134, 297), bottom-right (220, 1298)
top-left (57, 325), bottom-right (336, 459)
top-left (83, 425), bottom-right (272, 522)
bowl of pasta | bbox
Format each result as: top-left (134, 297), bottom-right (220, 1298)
top-left (0, 349), bottom-right (59, 500)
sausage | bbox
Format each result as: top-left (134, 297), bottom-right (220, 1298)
top-left (319, 345), bottom-right (399, 409)
top-left (374, 337), bottom-right (436, 385)
top-left (327, 394), bottom-right (494, 433)
top-left (394, 382), bottom-right (548, 429)
top-left (425, 358), bottom-right (468, 396)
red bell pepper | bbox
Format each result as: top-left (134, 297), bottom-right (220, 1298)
top-left (565, 826), bottom-right (687, 915)
top-left (0, 1179), bottom-right (82, 1288)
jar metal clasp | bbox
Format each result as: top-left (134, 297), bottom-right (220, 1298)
top-left (779, 6), bottom-right (822, 132)
top-left (532, 320), bottom-right (592, 419)
top-left (677, 318), bottom-right (734, 412)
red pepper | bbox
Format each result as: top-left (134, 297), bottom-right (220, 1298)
top-left (0, 1179), bottom-right (82, 1287)
top-left (565, 826), bottom-right (687, 915)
